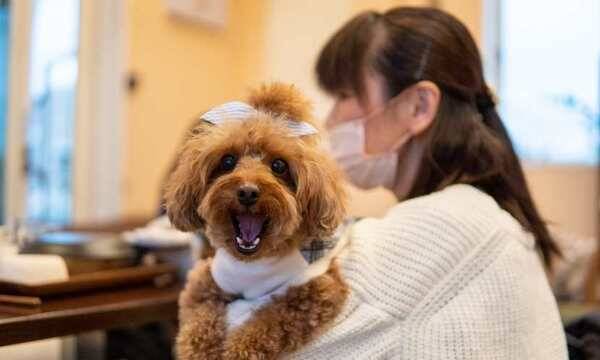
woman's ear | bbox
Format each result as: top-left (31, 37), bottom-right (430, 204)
top-left (405, 80), bottom-right (440, 136)
top-left (364, 80), bottom-right (440, 154)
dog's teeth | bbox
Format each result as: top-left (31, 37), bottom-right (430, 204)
top-left (235, 236), bottom-right (259, 251)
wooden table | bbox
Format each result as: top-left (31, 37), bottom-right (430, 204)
top-left (0, 284), bottom-right (181, 346)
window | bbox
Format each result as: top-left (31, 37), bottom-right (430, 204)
top-left (5, 0), bottom-right (124, 226)
top-left (25, 0), bottom-right (80, 224)
top-left (484, 0), bottom-right (599, 165)
top-left (0, 0), bottom-right (8, 223)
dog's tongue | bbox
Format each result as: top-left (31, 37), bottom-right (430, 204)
top-left (237, 214), bottom-right (265, 243)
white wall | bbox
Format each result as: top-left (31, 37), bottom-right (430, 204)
top-left (525, 166), bottom-right (597, 237)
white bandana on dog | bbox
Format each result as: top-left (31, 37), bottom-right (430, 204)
top-left (211, 248), bottom-right (309, 300)
top-left (200, 101), bottom-right (318, 137)
top-left (210, 225), bottom-right (352, 330)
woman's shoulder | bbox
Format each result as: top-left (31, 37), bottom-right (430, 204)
top-left (391, 183), bottom-right (502, 217)
top-left (339, 184), bottom-right (534, 319)
top-left (349, 184), bottom-right (515, 264)
top-left (386, 183), bottom-right (525, 240)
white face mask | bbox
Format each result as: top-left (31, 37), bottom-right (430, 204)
top-left (327, 118), bottom-right (399, 190)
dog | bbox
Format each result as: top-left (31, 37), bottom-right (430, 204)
top-left (164, 83), bottom-right (349, 359)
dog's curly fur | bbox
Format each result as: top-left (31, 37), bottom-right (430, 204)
top-left (165, 83), bottom-right (349, 359)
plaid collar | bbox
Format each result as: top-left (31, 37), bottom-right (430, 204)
top-left (299, 218), bottom-right (357, 264)
top-left (300, 238), bottom-right (338, 264)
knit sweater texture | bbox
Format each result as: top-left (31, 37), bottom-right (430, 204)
top-left (288, 184), bottom-right (568, 359)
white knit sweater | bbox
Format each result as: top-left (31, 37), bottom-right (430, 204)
top-left (288, 184), bottom-right (568, 359)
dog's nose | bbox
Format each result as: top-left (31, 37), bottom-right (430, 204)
top-left (237, 185), bottom-right (260, 206)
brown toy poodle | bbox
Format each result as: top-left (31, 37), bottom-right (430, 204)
top-left (164, 83), bottom-right (349, 359)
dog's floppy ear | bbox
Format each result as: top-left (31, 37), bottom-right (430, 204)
top-left (248, 83), bottom-right (312, 122)
top-left (295, 150), bottom-right (347, 239)
top-left (164, 135), bottom-right (214, 232)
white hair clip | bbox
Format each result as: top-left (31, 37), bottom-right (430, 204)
top-left (200, 101), bottom-right (318, 137)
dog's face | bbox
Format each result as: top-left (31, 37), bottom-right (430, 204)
top-left (165, 108), bottom-right (346, 261)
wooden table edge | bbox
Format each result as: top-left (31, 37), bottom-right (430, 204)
top-left (0, 285), bottom-right (181, 346)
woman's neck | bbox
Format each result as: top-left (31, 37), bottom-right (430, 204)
top-left (393, 139), bottom-right (424, 201)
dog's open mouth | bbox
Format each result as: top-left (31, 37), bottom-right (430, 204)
top-left (231, 213), bottom-right (268, 255)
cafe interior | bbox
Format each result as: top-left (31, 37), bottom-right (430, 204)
top-left (0, 0), bottom-right (598, 359)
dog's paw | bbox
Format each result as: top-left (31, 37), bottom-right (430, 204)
top-left (222, 312), bottom-right (285, 360)
top-left (222, 343), bottom-right (271, 360)
top-left (176, 301), bottom-right (227, 360)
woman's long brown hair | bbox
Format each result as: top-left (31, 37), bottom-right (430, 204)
top-left (315, 7), bottom-right (561, 267)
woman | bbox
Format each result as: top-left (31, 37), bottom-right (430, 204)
top-left (292, 7), bottom-right (568, 359)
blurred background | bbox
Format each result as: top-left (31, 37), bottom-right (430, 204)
top-left (0, 0), bottom-right (596, 239)
top-left (0, 0), bottom-right (597, 358)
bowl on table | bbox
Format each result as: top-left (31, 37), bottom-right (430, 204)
top-left (20, 232), bottom-right (137, 275)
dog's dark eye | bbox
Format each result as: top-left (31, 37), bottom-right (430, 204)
top-left (220, 154), bottom-right (237, 171)
top-left (271, 158), bottom-right (288, 175)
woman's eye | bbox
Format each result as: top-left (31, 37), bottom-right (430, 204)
top-left (271, 159), bottom-right (288, 175)
top-left (220, 154), bottom-right (237, 171)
